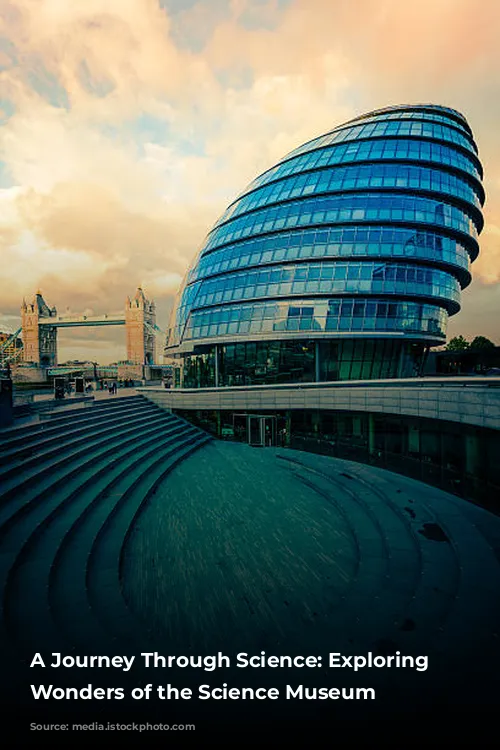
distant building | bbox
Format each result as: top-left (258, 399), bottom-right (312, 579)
top-left (144, 105), bottom-right (500, 509)
top-left (166, 104), bottom-right (484, 387)
top-left (125, 288), bottom-right (156, 366)
top-left (21, 291), bottom-right (57, 366)
top-left (18, 287), bottom-right (157, 368)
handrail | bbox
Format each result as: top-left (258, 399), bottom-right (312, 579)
top-left (138, 375), bottom-right (500, 394)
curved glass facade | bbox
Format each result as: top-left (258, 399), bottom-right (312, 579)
top-left (167, 104), bottom-right (484, 387)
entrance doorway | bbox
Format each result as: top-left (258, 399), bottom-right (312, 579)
top-left (233, 414), bottom-right (277, 447)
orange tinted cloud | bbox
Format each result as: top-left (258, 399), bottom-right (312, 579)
top-left (0, 0), bottom-right (499, 354)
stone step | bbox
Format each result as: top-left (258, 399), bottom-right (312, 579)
top-left (0, 395), bottom-right (146, 442)
top-left (86, 433), bottom-right (211, 647)
top-left (0, 410), bottom-right (177, 504)
top-left (45, 395), bottom-right (145, 421)
top-left (2, 422), bottom-right (204, 652)
top-left (51, 432), bottom-right (210, 650)
top-left (0, 402), bottom-right (162, 461)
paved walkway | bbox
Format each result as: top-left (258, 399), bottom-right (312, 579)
top-left (123, 441), bottom-right (500, 717)
top-left (31, 387), bottom-right (138, 402)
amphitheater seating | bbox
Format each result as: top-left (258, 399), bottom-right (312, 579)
top-left (0, 395), bottom-right (211, 659)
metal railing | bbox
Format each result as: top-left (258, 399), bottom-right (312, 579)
top-left (139, 375), bottom-right (500, 394)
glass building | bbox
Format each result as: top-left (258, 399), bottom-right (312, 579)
top-left (166, 104), bottom-right (485, 387)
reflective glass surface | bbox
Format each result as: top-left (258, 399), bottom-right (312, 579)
top-left (189, 228), bottom-right (471, 284)
top-left (346, 104), bottom-right (469, 128)
top-left (219, 340), bottom-right (315, 386)
top-left (218, 163), bottom-right (481, 227)
top-left (245, 139), bottom-right (482, 195)
top-left (167, 104), bottom-right (485, 380)
top-left (284, 119), bottom-right (475, 162)
top-left (184, 263), bottom-right (459, 311)
top-left (181, 298), bottom-right (447, 341)
top-left (182, 349), bottom-right (216, 388)
top-left (341, 110), bottom-right (473, 138)
top-left (204, 194), bottom-right (478, 253)
top-left (318, 339), bottom-right (422, 381)
top-left (181, 339), bottom-right (425, 386)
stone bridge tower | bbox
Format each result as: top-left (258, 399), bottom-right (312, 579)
top-left (21, 291), bottom-right (58, 366)
top-left (125, 287), bottom-right (156, 365)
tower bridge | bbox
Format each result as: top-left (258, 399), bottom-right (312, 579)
top-left (38, 313), bottom-right (126, 328)
top-left (20, 287), bottom-right (159, 366)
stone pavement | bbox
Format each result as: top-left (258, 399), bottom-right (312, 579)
top-left (123, 441), bottom-right (500, 716)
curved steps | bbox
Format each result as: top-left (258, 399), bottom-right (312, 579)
top-left (276, 454), bottom-right (425, 643)
top-left (0, 408), bottom-right (176, 508)
top-left (0, 400), bottom-right (159, 459)
top-left (276, 451), bottom-right (500, 660)
top-left (0, 403), bottom-right (166, 480)
top-left (4, 426), bottom-right (205, 649)
top-left (0, 396), bottom-right (211, 662)
top-left (54, 432), bottom-right (209, 648)
top-left (0, 394), bottom-right (142, 443)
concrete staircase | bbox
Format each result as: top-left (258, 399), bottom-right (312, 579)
top-left (0, 395), bottom-right (211, 660)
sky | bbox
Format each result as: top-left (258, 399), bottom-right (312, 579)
top-left (0, 0), bottom-right (499, 363)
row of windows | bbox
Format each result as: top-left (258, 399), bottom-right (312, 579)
top-left (180, 339), bottom-right (424, 387)
top-left (284, 118), bottom-right (475, 163)
top-left (355, 104), bottom-right (466, 119)
top-left (182, 299), bottom-right (447, 341)
top-left (342, 109), bottom-right (472, 138)
top-left (218, 163), bottom-right (481, 227)
top-left (169, 296), bottom-right (446, 340)
top-left (217, 340), bottom-right (314, 385)
top-left (319, 339), bottom-right (421, 381)
top-left (180, 263), bottom-right (460, 313)
top-left (190, 261), bottom-right (457, 293)
top-left (330, 113), bottom-right (476, 151)
top-left (244, 139), bottom-right (481, 196)
top-left (190, 228), bottom-right (471, 284)
top-left (204, 194), bottom-right (478, 253)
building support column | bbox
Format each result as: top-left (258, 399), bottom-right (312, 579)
top-left (396, 344), bottom-right (405, 378)
top-left (368, 413), bottom-right (376, 458)
top-left (315, 341), bottom-right (320, 382)
top-left (420, 345), bottom-right (430, 377)
top-left (408, 423), bottom-right (420, 455)
top-left (285, 410), bottom-right (292, 447)
top-left (353, 415), bottom-right (362, 438)
top-left (214, 344), bottom-right (219, 387)
top-left (312, 410), bottom-right (321, 437)
top-left (465, 431), bottom-right (480, 477)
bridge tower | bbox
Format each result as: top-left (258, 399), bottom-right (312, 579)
top-left (125, 287), bottom-right (156, 365)
top-left (21, 291), bottom-right (58, 366)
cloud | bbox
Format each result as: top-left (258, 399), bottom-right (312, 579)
top-left (0, 0), bottom-right (499, 359)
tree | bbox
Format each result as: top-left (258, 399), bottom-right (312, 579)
top-left (445, 336), bottom-right (469, 351)
top-left (470, 336), bottom-right (496, 350)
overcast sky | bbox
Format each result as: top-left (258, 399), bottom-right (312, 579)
top-left (0, 0), bottom-right (499, 363)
